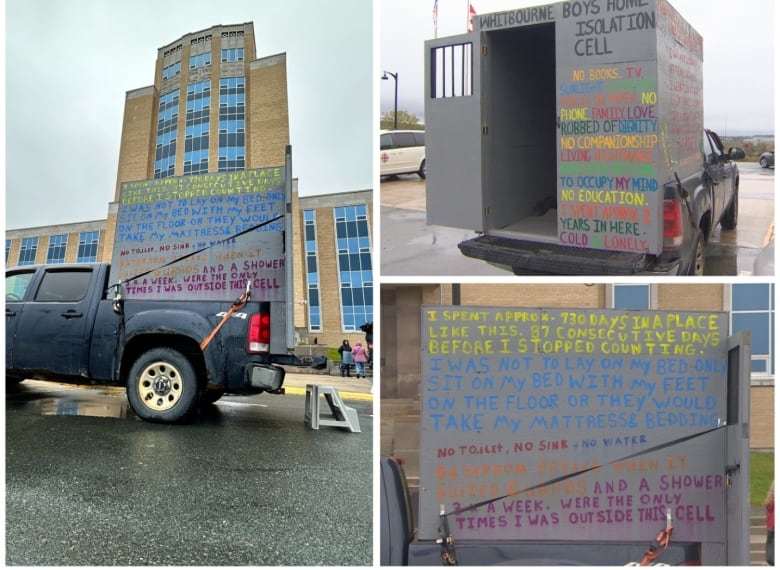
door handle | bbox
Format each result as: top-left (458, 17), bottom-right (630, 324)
top-left (6, 309), bottom-right (16, 317)
top-left (61, 310), bottom-right (84, 319)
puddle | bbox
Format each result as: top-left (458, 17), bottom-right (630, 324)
top-left (7, 380), bottom-right (137, 420)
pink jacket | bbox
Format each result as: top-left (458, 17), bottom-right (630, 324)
top-left (352, 343), bottom-right (368, 363)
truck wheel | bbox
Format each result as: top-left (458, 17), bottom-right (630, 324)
top-left (760, 157), bottom-right (769, 168)
top-left (127, 347), bottom-right (200, 423)
top-left (418, 159), bottom-right (426, 180)
top-left (721, 191), bottom-right (738, 230)
top-left (688, 232), bottom-right (706, 276)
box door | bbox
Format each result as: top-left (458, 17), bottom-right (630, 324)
top-left (720, 330), bottom-right (751, 565)
top-left (424, 33), bottom-right (484, 231)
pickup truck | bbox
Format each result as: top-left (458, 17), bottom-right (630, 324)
top-left (5, 262), bottom-right (285, 423)
top-left (458, 129), bottom-right (744, 275)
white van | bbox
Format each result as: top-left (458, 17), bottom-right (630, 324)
top-left (380, 130), bottom-right (426, 179)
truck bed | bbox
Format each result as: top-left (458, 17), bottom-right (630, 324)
top-left (458, 234), bottom-right (681, 275)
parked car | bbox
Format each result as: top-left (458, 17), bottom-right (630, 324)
top-left (380, 130), bottom-right (426, 179)
top-left (760, 151), bottom-right (774, 168)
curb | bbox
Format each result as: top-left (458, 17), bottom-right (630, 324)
top-left (284, 385), bottom-right (373, 402)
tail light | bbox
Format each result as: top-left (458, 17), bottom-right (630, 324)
top-left (663, 199), bottom-right (684, 248)
top-left (247, 312), bottom-right (271, 353)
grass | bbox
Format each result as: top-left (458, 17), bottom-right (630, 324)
top-left (751, 452), bottom-right (774, 506)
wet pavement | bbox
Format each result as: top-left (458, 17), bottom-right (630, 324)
top-left (380, 162), bottom-right (774, 276)
top-left (5, 373), bottom-right (373, 566)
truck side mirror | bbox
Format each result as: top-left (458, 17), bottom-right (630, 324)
top-left (729, 147), bottom-right (746, 160)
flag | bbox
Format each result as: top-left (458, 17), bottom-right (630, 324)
top-left (433, 0), bottom-right (439, 36)
top-left (467, 2), bottom-right (477, 33)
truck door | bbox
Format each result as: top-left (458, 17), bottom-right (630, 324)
top-left (719, 330), bottom-right (751, 565)
top-left (5, 268), bottom-right (38, 371)
top-left (424, 33), bottom-right (484, 231)
top-left (11, 267), bottom-right (98, 379)
top-left (704, 130), bottom-right (737, 219)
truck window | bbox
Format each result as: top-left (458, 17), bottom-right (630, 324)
top-left (6, 270), bottom-right (35, 301)
top-left (35, 269), bottom-right (92, 302)
top-left (413, 132), bottom-right (425, 146)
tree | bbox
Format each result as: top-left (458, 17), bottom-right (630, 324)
top-left (380, 110), bottom-right (424, 130)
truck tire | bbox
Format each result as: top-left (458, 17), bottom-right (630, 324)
top-left (126, 347), bottom-right (200, 423)
top-left (418, 159), bottom-right (426, 180)
top-left (688, 231), bottom-right (706, 276)
top-left (720, 190), bottom-right (738, 230)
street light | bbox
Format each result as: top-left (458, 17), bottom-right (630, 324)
top-left (382, 70), bottom-right (398, 130)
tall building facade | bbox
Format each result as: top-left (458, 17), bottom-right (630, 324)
top-left (6, 22), bottom-right (373, 354)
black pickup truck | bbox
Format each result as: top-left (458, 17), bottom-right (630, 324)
top-left (5, 263), bottom-right (285, 423)
top-left (456, 129), bottom-right (744, 276)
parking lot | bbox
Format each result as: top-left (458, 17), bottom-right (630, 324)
top-left (380, 161), bottom-right (774, 276)
top-left (6, 377), bottom-right (373, 566)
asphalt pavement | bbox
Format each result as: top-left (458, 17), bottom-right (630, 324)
top-left (380, 163), bottom-right (774, 276)
top-left (6, 377), bottom-right (373, 566)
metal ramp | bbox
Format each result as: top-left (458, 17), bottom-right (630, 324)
top-left (304, 384), bottom-right (361, 433)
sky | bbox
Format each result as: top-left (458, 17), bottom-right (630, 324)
top-left (380, 0), bottom-right (776, 135)
top-left (5, 0), bottom-right (374, 230)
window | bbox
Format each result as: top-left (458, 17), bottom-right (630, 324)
top-left (5, 239), bottom-right (10, 263)
top-left (162, 61), bottom-right (181, 80)
top-left (218, 77), bottom-right (246, 171)
top-left (47, 234), bottom-right (68, 264)
top-left (154, 90), bottom-right (179, 179)
top-left (6, 270), bottom-right (35, 301)
top-left (35, 269), bottom-right (92, 302)
top-left (18, 237), bottom-right (38, 266)
top-left (220, 48), bottom-right (245, 63)
top-left (184, 81), bottom-right (210, 175)
top-left (189, 52), bottom-right (211, 70)
top-left (431, 42), bottom-right (473, 98)
top-left (613, 284), bottom-right (650, 310)
top-left (731, 284), bottom-right (774, 376)
top-left (303, 210), bottom-right (322, 332)
top-left (77, 231), bottom-right (100, 263)
top-left (334, 205), bottom-right (373, 332)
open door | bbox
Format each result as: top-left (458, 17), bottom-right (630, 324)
top-left (424, 33), bottom-right (484, 231)
top-left (719, 330), bottom-right (751, 565)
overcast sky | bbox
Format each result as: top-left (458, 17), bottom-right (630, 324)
top-left (5, 0), bottom-right (373, 230)
top-left (381, 0), bottom-right (775, 135)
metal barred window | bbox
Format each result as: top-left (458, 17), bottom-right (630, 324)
top-left (431, 43), bottom-right (473, 99)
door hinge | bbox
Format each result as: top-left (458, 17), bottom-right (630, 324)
top-left (725, 463), bottom-right (740, 486)
top-left (481, 45), bottom-right (488, 56)
top-left (483, 207), bottom-right (490, 217)
top-left (482, 125), bottom-right (489, 136)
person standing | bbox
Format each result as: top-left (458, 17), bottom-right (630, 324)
top-left (352, 341), bottom-right (369, 379)
top-left (338, 340), bottom-right (353, 377)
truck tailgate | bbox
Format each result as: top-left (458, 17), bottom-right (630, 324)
top-left (458, 234), bottom-right (678, 275)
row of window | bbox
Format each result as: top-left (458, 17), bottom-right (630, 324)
top-left (163, 49), bottom-right (244, 78)
top-left (304, 205), bottom-right (374, 334)
top-left (155, 78), bottom-right (246, 178)
top-left (6, 232), bottom-right (100, 266)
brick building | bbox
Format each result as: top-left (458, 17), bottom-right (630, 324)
top-left (380, 283), bottom-right (775, 486)
top-left (5, 22), bottom-right (373, 352)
